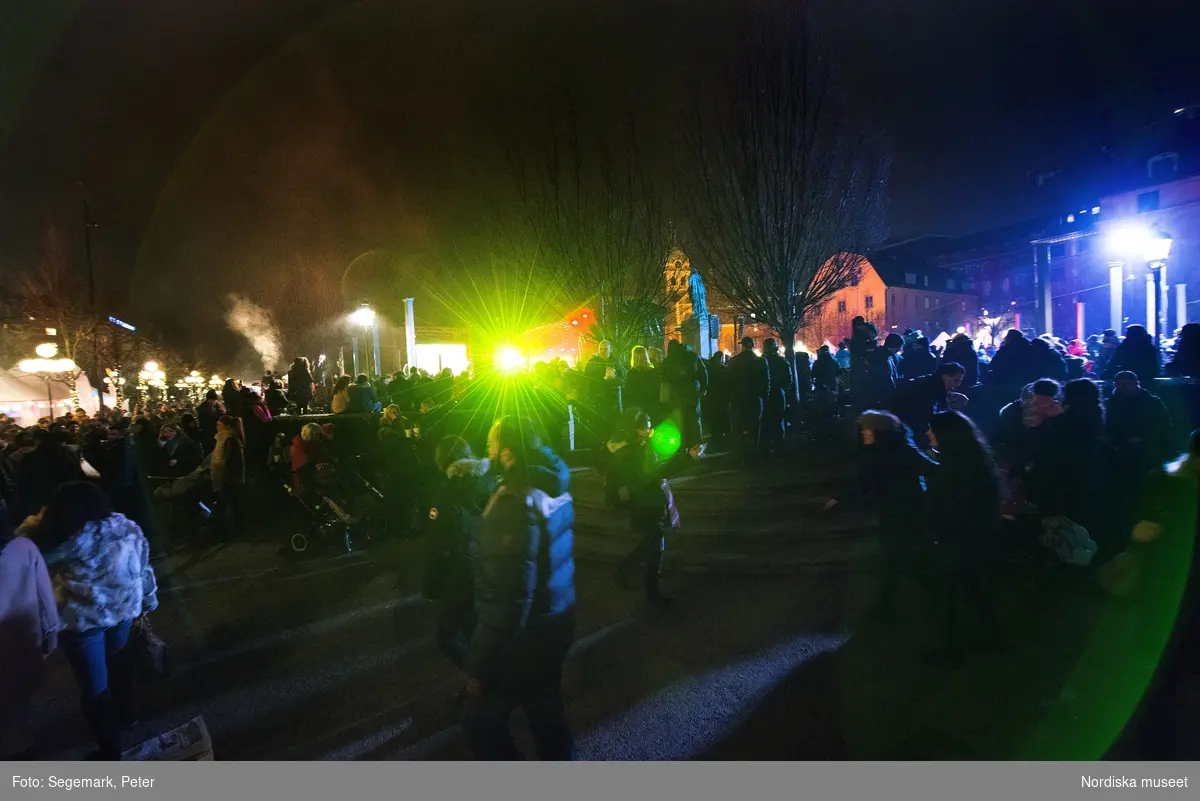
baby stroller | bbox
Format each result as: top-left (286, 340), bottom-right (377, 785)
top-left (271, 433), bottom-right (385, 554)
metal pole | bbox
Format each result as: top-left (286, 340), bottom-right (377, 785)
top-left (1160, 262), bottom-right (1170, 339)
top-left (1034, 244), bottom-right (1053, 336)
top-left (1146, 273), bottom-right (1157, 340)
top-left (404, 298), bottom-right (416, 371)
top-left (351, 335), bottom-right (360, 377)
top-left (1178, 284), bottom-right (1188, 328)
top-left (372, 322), bottom-right (382, 379)
top-left (1109, 262), bottom-right (1124, 332)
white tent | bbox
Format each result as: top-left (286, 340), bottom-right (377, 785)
top-left (0, 369), bottom-right (100, 426)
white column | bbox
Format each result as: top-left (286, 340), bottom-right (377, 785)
top-left (1178, 284), bottom-right (1188, 328)
top-left (404, 298), bottom-right (416, 371)
top-left (1109, 262), bottom-right (1123, 331)
top-left (1160, 263), bottom-right (1170, 337)
top-left (1076, 301), bottom-right (1084, 342)
top-left (1146, 274), bottom-right (1157, 338)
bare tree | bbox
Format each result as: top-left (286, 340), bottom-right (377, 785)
top-left (678, 3), bottom-right (890, 360)
top-left (497, 98), bottom-right (678, 356)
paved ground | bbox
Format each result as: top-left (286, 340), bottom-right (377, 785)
top-left (20, 453), bottom-right (1198, 760)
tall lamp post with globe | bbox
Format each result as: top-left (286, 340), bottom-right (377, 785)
top-left (19, 343), bottom-right (77, 417)
top-left (349, 303), bottom-right (381, 378)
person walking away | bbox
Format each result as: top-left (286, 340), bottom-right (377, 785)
top-left (854, 411), bottom-right (937, 618)
top-left (1103, 324), bottom-right (1160, 387)
top-left (15, 428), bottom-right (83, 521)
top-left (924, 411), bottom-right (1004, 666)
top-left (600, 410), bottom-right (680, 606)
top-left (583, 341), bottom-right (626, 447)
top-left (1106, 371), bottom-right (1174, 544)
top-left (985, 330), bottom-right (1037, 389)
top-left (661, 340), bottom-right (709, 456)
top-left (210, 416), bottom-right (246, 541)
top-left (1165, 323), bottom-right (1200, 378)
top-left (34, 481), bottom-right (157, 759)
top-left (423, 436), bottom-right (496, 668)
top-left (943, 334), bottom-right (979, 388)
top-left (624, 346), bottom-right (661, 424)
top-left (0, 513), bottom-right (58, 758)
top-left (759, 339), bottom-right (793, 455)
top-left (287, 357), bottom-right (316, 415)
top-left (862, 333), bottom-right (903, 410)
top-left (835, 339), bottom-right (852, 371)
top-left (463, 417), bottom-right (576, 760)
top-left (891, 362), bottom-right (966, 445)
top-left (98, 423), bottom-right (158, 551)
top-left (1027, 379), bottom-right (1107, 545)
top-left (703, 351), bottom-right (730, 446)
top-left (725, 337), bottom-right (769, 463)
top-left (239, 387), bottom-right (273, 471)
top-left (195, 390), bottom-right (223, 454)
top-left (1030, 337), bottom-right (1068, 382)
top-left (264, 380), bottom-right (289, 418)
top-left (899, 336), bottom-right (938, 381)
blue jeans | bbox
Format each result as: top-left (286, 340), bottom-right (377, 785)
top-left (62, 620), bottom-right (136, 758)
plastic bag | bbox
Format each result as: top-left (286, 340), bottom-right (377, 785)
top-left (1040, 515), bottom-right (1097, 566)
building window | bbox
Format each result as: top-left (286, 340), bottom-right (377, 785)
top-left (1003, 278), bottom-right (1011, 293)
top-left (946, 279), bottom-right (956, 291)
top-left (904, 272), bottom-right (917, 285)
top-left (1077, 237), bottom-right (1093, 253)
top-left (1050, 244), bottom-right (1066, 259)
top-left (923, 297), bottom-right (931, 310)
top-left (864, 295), bottom-right (875, 309)
top-left (850, 274), bottom-right (859, 287)
top-left (923, 275), bottom-right (930, 287)
top-left (1138, 191), bottom-right (1160, 213)
top-left (837, 300), bottom-right (847, 313)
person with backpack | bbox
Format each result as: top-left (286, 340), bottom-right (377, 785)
top-left (463, 417), bottom-right (576, 760)
top-left (599, 409), bottom-right (680, 606)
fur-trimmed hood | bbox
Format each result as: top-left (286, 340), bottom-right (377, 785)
top-left (445, 457), bottom-right (491, 479)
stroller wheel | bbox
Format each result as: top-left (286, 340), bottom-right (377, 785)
top-left (290, 533), bottom-right (309, 553)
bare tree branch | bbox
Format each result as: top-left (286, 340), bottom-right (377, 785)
top-left (678, 2), bottom-right (890, 347)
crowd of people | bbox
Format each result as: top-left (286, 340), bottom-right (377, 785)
top-left (1, 319), bottom-right (1198, 760)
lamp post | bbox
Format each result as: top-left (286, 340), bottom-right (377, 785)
top-left (1145, 230), bottom-right (1174, 347)
top-left (348, 303), bottom-right (379, 378)
top-left (184, 370), bottom-right (206, 405)
top-left (19, 343), bottom-right (77, 417)
top-left (1106, 224), bottom-right (1173, 345)
top-left (139, 361), bottom-right (167, 410)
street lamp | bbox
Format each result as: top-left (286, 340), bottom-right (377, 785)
top-left (19, 346), bottom-right (78, 415)
top-left (184, 370), bottom-right (206, 404)
top-left (1106, 224), bottom-right (1174, 343)
top-left (348, 303), bottom-right (381, 378)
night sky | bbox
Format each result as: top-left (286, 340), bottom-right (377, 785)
top-left (2, 0), bottom-right (1198, 363)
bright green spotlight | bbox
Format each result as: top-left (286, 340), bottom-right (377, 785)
top-left (495, 346), bottom-right (526, 374)
top-left (649, 419), bottom-right (682, 460)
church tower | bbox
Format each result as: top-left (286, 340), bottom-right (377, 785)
top-left (665, 247), bottom-right (693, 335)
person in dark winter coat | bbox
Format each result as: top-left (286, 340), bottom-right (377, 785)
top-left (761, 338), bottom-right (793, 454)
top-left (195, 391), bottom-right (223, 454)
top-left (899, 336), bottom-right (938, 381)
top-left (97, 425), bottom-right (157, 549)
top-left (660, 340), bottom-right (709, 452)
top-left (1103, 325), bottom-right (1160, 387)
top-left (264, 380), bottom-right (289, 418)
top-left (703, 351), bottom-right (730, 445)
top-left (600, 410), bottom-right (679, 605)
top-left (993, 380), bottom-right (1061, 484)
top-left (1027, 379), bottom-right (1106, 535)
top-left (891, 363), bottom-right (965, 441)
top-left (1165, 323), bottom-right (1200, 378)
top-left (157, 424), bottom-right (204, 478)
top-left (423, 437), bottom-right (497, 670)
top-left (1030, 337), bottom-right (1068, 382)
top-left (986, 329), bottom-right (1037, 388)
top-left (725, 337), bottom-right (769, 461)
top-left (346, 374), bottom-right (381, 414)
top-left (15, 429), bottom-right (82, 520)
top-left (812, 345), bottom-right (840, 393)
top-left (924, 411), bottom-right (1004, 665)
top-left (943, 334), bottom-right (979, 387)
top-left (624, 346), bottom-right (661, 423)
top-left (1107, 372), bottom-right (1174, 543)
top-left (287, 357), bottom-right (316, 414)
top-left (855, 410), bottom-right (938, 618)
top-left (863, 333), bottom-right (903, 410)
top-left (463, 417), bottom-right (576, 760)
top-left (849, 316), bottom-right (879, 404)
top-left (221, 379), bottom-right (242, 417)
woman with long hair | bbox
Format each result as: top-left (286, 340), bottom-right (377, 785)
top-left (330, 375), bottom-right (352, 415)
top-left (287, 357), bottom-right (316, 415)
top-left (624, 346), bottom-right (661, 423)
top-left (925, 411), bottom-right (1004, 665)
top-left (211, 416), bottom-right (246, 540)
top-left (36, 481), bottom-right (157, 759)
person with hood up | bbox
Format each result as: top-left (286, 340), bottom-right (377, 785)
top-left (923, 411), bottom-right (1004, 666)
top-left (423, 436), bottom-right (496, 669)
top-left (864, 333), bottom-right (904, 410)
top-left (1103, 324), bottom-right (1160, 387)
top-left (1030, 337), bottom-right (1068, 382)
top-left (600, 409), bottom-right (680, 606)
top-left (853, 410), bottom-right (938, 619)
top-left (287, 357), bottom-right (316, 415)
top-left (0, 512), bottom-right (58, 758)
top-left (463, 417), bottom-right (576, 760)
top-left (33, 481), bottom-right (157, 759)
top-left (1165, 323), bottom-right (1200, 378)
top-left (942, 334), bottom-right (979, 388)
top-left (985, 329), bottom-right (1036, 388)
top-left (725, 337), bottom-right (770, 462)
top-left (899, 336), bottom-right (938, 381)
top-left (812, 345), bottom-right (841, 394)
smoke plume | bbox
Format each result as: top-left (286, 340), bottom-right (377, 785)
top-left (225, 294), bottom-right (283, 373)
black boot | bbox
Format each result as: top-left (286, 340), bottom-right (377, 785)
top-left (80, 690), bottom-right (123, 760)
